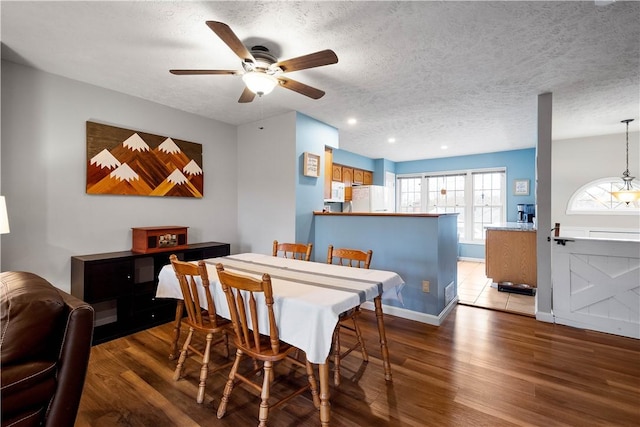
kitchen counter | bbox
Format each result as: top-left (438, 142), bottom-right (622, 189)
top-left (313, 211), bottom-right (459, 321)
top-left (314, 211), bottom-right (457, 217)
top-left (485, 222), bottom-right (536, 232)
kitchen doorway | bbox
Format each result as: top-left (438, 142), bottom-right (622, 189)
top-left (457, 260), bottom-right (535, 316)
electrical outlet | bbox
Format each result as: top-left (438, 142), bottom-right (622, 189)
top-left (422, 280), bottom-right (430, 293)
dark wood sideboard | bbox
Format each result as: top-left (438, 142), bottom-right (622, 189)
top-left (71, 241), bottom-right (230, 345)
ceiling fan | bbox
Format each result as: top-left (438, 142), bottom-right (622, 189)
top-left (170, 21), bottom-right (338, 103)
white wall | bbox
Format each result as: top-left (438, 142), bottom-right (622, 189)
top-left (537, 92), bottom-right (553, 319)
top-left (0, 60), bottom-right (239, 291)
top-left (237, 112), bottom-right (297, 254)
top-left (553, 131), bottom-right (640, 230)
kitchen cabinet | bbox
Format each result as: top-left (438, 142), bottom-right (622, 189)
top-left (324, 158), bottom-right (374, 203)
top-left (71, 241), bottom-right (230, 344)
top-left (342, 167), bottom-right (353, 201)
top-left (324, 147), bottom-right (333, 200)
top-left (342, 167), bottom-right (353, 186)
top-left (364, 171), bottom-right (373, 185)
top-left (353, 169), bottom-right (364, 184)
top-left (330, 163), bottom-right (373, 201)
top-left (332, 165), bottom-right (342, 182)
top-left (485, 229), bottom-right (537, 287)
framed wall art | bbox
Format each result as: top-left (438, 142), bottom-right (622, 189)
top-left (86, 121), bottom-right (203, 198)
top-left (303, 152), bottom-right (320, 177)
top-left (513, 179), bottom-right (530, 196)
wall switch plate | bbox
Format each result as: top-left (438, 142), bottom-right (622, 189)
top-left (422, 280), bottom-right (430, 293)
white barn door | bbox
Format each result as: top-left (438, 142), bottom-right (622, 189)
top-left (552, 237), bottom-right (640, 339)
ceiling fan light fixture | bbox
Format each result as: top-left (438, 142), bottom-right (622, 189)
top-left (242, 72), bottom-right (278, 96)
top-left (611, 119), bottom-right (640, 205)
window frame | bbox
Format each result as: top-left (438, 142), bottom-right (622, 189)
top-left (396, 167), bottom-right (506, 243)
top-left (566, 176), bottom-right (640, 215)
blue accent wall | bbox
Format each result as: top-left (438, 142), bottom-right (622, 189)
top-left (314, 214), bottom-right (458, 316)
top-left (396, 148), bottom-right (536, 259)
top-left (332, 149), bottom-right (376, 171)
top-left (333, 149), bottom-right (398, 186)
top-left (374, 158), bottom-right (397, 186)
top-left (395, 148), bottom-right (536, 219)
top-left (294, 113), bottom-right (339, 244)
top-left (307, 139), bottom-right (534, 261)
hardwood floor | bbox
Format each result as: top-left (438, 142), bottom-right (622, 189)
top-left (76, 305), bottom-right (640, 426)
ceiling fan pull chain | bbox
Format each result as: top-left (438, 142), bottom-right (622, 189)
top-left (259, 96), bottom-right (265, 130)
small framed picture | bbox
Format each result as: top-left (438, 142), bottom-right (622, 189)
top-left (514, 179), bottom-right (530, 196)
top-left (303, 152), bottom-right (320, 177)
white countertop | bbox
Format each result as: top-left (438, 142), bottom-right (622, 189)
top-left (485, 222), bottom-right (536, 232)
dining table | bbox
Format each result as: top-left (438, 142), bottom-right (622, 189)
top-left (156, 252), bottom-right (405, 426)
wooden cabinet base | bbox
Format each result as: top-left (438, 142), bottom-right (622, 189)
top-left (485, 230), bottom-right (537, 287)
top-left (71, 241), bottom-right (230, 344)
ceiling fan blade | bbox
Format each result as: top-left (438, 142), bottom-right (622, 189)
top-left (170, 69), bottom-right (238, 75)
top-left (275, 49), bottom-right (338, 73)
top-left (238, 87), bottom-right (256, 103)
top-left (206, 21), bottom-right (255, 63)
top-left (277, 77), bottom-right (325, 99)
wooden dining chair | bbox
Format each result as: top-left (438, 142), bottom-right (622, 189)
top-left (215, 263), bottom-right (320, 426)
top-left (326, 245), bottom-right (373, 386)
top-left (170, 254), bottom-right (232, 404)
top-left (272, 240), bottom-right (313, 261)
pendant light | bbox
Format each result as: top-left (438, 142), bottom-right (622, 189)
top-left (611, 119), bottom-right (640, 204)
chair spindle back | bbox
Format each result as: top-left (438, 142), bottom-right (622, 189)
top-left (216, 263), bottom-right (280, 355)
top-left (170, 254), bottom-right (220, 328)
top-left (327, 245), bottom-right (373, 269)
top-left (272, 240), bottom-right (313, 261)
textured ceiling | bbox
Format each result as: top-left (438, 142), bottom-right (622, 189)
top-left (1, 1), bottom-right (639, 162)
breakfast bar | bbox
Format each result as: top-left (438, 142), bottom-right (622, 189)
top-left (313, 212), bottom-right (458, 324)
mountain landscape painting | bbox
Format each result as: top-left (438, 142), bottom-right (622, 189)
top-left (86, 121), bottom-right (203, 198)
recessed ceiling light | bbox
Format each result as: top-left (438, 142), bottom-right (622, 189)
top-left (388, 138), bottom-right (396, 143)
top-left (441, 145), bottom-right (448, 150)
top-left (347, 118), bottom-right (357, 125)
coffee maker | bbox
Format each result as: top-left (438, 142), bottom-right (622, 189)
top-left (517, 204), bottom-right (535, 223)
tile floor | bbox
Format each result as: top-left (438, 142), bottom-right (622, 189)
top-left (457, 260), bottom-right (535, 317)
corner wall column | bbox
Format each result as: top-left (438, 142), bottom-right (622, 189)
top-left (536, 92), bottom-right (553, 320)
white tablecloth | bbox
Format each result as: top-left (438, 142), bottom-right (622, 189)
top-left (156, 253), bottom-right (404, 364)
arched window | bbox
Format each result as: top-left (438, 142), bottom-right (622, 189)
top-left (567, 177), bottom-right (640, 214)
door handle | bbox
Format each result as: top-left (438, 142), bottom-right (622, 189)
top-left (553, 238), bottom-right (575, 246)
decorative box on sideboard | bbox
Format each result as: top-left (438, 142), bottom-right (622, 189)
top-left (132, 226), bottom-right (189, 254)
top-left (71, 241), bottom-right (230, 345)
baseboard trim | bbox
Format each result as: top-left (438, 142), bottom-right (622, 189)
top-left (458, 256), bottom-right (485, 262)
top-left (536, 310), bottom-right (554, 323)
top-left (361, 297), bottom-right (459, 326)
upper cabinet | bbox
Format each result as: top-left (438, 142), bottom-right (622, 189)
top-left (342, 167), bottom-right (353, 186)
top-left (353, 169), bottom-right (364, 185)
top-left (332, 164), bottom-right (342, 182)
top-left (323, 146), bottom-right (374, 202)
top-left (324, 147), bottom-right (333, 200)
top-left (342, 167), bottom-right (354, 201)
top-left (363, 171), bottom-right (373, 185)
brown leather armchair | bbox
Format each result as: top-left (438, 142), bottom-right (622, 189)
top-left (1, 271), bottom-right (94, 427)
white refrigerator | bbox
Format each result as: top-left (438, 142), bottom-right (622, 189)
top-left (351, 185), bottom-right (394, 213)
